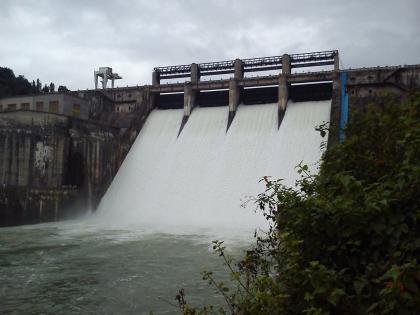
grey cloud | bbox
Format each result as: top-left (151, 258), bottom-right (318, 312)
top-left (0, 0), bottom-right (419, 90)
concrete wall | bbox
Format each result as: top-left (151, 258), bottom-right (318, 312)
top-left (115, 102), bottom-right (137, 113)
top-left (61, 94), bottom-right (89, 118)
top-left (75, 90), bottom-right (115, 119)
top-left (0, 111), bottom-right (129, 226)
top-left (0, 93), bottom-right (89, 119)
top-left (346, 66), bottom-right (420, 118)
top-left (0, 96), bottom-right (33, 111)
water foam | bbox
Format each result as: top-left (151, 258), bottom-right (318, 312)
top-left (95, 100), bottom-right (331, 232)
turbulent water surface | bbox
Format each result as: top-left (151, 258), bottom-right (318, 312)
top-left (0, 221), bottom-right (247, 314)
top-left (0, 101), bottom-right (331, 314)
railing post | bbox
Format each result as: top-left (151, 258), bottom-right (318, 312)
top-left (334, 52), bottom-right (340, 71)
top-left (282, 54), bottom-right (291, 75)
top-left (191, 63), bottom-right (200, 84)
top-left (234, 59), bottom-right (244, 80)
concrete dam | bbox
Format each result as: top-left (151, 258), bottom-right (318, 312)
top-left (97, 100), bottom-right (331, 229)
top-left (1, 50), bottom-right (420, 226)
top-left (95, 51), bottom-right (337, 228)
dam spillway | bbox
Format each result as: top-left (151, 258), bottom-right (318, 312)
top-left (96, 100), bottom-right (331, 231)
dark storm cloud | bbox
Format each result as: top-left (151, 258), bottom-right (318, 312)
top-left (1, 0), bottom-right (419, 90)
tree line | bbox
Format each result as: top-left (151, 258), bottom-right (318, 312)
top-left (0, 67), bottom-right (69, 99)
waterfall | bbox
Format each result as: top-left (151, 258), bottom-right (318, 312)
top-left (96, 100), bottom-right (331, 232)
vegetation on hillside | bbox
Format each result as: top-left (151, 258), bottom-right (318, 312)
top-left (180, 93), bottom-right (420, 314)
top-left (0, 67), bottom-right (68, 98)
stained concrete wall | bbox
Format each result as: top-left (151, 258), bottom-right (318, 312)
top-left (0, 111), bottom-right (129, 226)
top-left (0, 93), bottom-right (89, 119)
top-left (346, 66), bottom-right (420, 119)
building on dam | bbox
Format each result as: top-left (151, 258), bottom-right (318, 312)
top-left (1, 50), bottom-right (420, 226)
top-left (0, 93), bottom-right (89, 119)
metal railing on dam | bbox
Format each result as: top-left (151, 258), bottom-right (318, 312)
top-left (147, 50), bottom-right (340, 137)
top-left (153, 50), bottom-right (339, 80)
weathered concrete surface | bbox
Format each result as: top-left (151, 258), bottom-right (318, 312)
top-left (282, 54), bottom-right (291, 75)
top-left (0, 93), bottom-right (89, 119)
top-left (227, 79), bottom-right (240, 131)
top-left (0, 110), bottom-right (131, 226)
top-left (191, 63), bottom-right (200, 84)
top-left (327, 72), bottom-right (342, 147)
top-left (346, 66), bottom-right (420, 114)
top-left (234, 59), bottom-right (244, 80)
top-left (183, 83), bottom-right (196, 117)
top-left (328, 65), bottom-right (420, 146)
top-left (278, 74), bottom-right (289, 127)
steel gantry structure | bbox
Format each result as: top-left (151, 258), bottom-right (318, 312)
top-left (153, 50), bottom-right (339, 81)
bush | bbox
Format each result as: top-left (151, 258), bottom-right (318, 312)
top-left (183, 94), bottom-right (420, 314)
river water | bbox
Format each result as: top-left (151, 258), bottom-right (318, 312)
top-left (0, 220), bottom-right (251, 314)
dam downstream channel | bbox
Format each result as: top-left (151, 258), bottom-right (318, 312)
top-left (1, 100), bottom-right (331, 314)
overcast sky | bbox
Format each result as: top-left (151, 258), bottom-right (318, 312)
top-left (1, 0), bottom-right (419, 90)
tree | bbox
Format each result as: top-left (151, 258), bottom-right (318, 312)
top-left (14, 75), bottom-right (32, 95)
top-left (36, 78), bottom-right (42, 92)
top-left (0, 67), bottom-right (15, 82)
top-left (0, 67), bottom-right (64, 97)
top-left (0, 67), bottom-right (32, 98)
top-left (57, 85), bottom-right (69, 93)
top-left (185, 93), bottom-right (420, 314)
top-left (0, 67), bottom-right (16, 97)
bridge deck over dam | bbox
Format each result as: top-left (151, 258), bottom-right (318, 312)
top-left (147, 50), bottom-right (339, 137)
top-left (149, 71), bottom-right (335, 93)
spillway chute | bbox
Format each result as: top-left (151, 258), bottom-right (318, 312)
top-left (95, 100), bottom-right (331, 233)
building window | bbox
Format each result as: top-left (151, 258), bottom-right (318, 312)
top-left (72, 104), bottom-right (81, 118)
top-left (0, 104), bottom-right (3, 111)
top-left (128, 93), bottom-right (132, 97)
top-left (36, 101), bottom-right (44, 112)
top-left (49, 100), bottom-right (59, 113)
top-left (21, 103), bottom-right (30, 110)
top-left (7, 104), bottom-right (16, 110)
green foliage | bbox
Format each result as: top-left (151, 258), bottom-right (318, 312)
top-left (0, 67), bottom-right (34, 97)
top-left (0, 67), bottom-right (66, 98)
top-left (58, 85), bottom-right (69, 93)
top-left (183, 93), bottom-right (420, 314)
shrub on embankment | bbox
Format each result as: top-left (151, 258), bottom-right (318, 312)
top-left (180, 93), bottom-right (420, 314)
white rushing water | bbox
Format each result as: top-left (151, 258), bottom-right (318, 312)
top-left (96, 100), bottom-right (331, 233)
